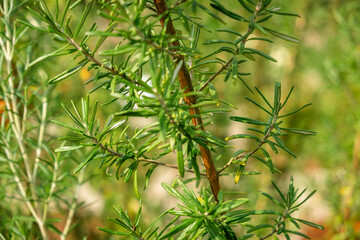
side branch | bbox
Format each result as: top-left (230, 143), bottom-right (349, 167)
top-left (199, 1), bottom-right (263, 91)
top-left (153, 0), bottom-right (221, 201)
top-left (218, 116), bottom-right (277, 174)
top-left (64, 36), bottom-right (133, 84)
top-left (90, 134), bottom-right (206, 176)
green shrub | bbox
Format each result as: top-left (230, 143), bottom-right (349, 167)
top-left (0, 0), bottom-right (324, 239)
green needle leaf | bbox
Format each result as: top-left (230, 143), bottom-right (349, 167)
top-left (48, 61), bottom-right (88, 84)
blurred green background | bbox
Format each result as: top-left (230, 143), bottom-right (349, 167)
top-left (25, 0), bottom-right (360, 239)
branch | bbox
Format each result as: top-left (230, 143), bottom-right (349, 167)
top-left (61, 170), bottom-right (84, 240)
top-left (259, 208), bottom-right (289, 240)
top-left (42, 150), bottom-right (59, 222)
top-left (138, 158), bottom-right (207, 177)
top-left (199, 1), bottom-right (264, 91)
top-left (153, 0), bottom-right (220, 201)
top-left (218, 116), bottom-right (277, 174)
top-left (90, 134), bottom-right (206, 177)
top-left (199, 56), bottom-right (234, 91)
top-left (64, 35), bottom-right (134, 84)
top-left (32, 95), bottom-right (48, 182)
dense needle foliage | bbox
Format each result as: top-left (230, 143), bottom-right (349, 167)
top-left (0, 0), bottom-right (338, 239)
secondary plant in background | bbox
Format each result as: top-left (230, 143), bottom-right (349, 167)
top-left (0, 0), bottom-right (84, 239)
top-left (18, 0), bottom-right (324, 239)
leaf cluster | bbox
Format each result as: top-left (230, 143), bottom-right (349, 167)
top-left (100, 177), bottom-right (323, 240)
top-left (18, 0), bottom-right (325, 239)
top-left (223, 82), bottom-right (315, 183)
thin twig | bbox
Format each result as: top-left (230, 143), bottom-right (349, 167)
top-left (138, 158), bottom-right (207, 176)
top-left (42, 150), bottom-right (59, 222)
top-left (90, 134), bottom-right (206, 176)
top-left (170, 0), bottom-right (189, 9)
top-left (91, 135), bottom-right (124, 157)
top-left (33, 96), bottom-right (48, 182)
top-left (218, 116), bottom-right (277, 174)
top-left (64, 36), bottom-right (133, 84)
top-left (259, 208), bottom-right (289, 240)
top-left (61, 170), bottom-right (84, 240)
top-left (199, 57), bottom-right (234, 91)
top-left (199, 1), bottom-right (264, 91)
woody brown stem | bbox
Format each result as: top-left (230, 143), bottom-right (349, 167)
top-left (153, 0), bottom-right (221, 201)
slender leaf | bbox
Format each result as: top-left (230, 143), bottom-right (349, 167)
top-left (210, 0), bottom-right (248, 22)
top-left (159, 219), bottom-right (196, 240)
top-left (204, 220), bottom-right (227, 240)
top-left (177, 134), bottom-right (185, 177)
top-left (48, 61), bottom-right (88, 84)
top-left (280, 86), bottom-right (294, 110)
top-left (97, 228), bottom-right (130, 235)
top-left (237, 0), bottom-right (253, 13)
top-left (285, 229), bottom-right (310, 239)
top-left (279, 103), bottom-right (312, 118)
top-left (261, 192), bottom-right (285, 208)
top-left (226, 134), bottom-right (260, 141)
top-left (247, 224), bottom-right (274, 233)
top-left (74, 149), bottom-right (98, 173)
top-left (55, 145), bottom-right (83, 152)
top-left (292, 190), bottom-right (317, 209)
top-left (229, 116), bottom-right (268, 126)
top-left (216, 28), bottom-right (243, 36)
top-left (203, 39), bottom-right (234, 45)
top-left (195, 2), bottom-right (225, 24)
top-left (271, 181), bottom-right (286, 203)
top-left (245, 48), bottom-right (277, 62)
top-left (100, 44), bottom-right (138, 56)
top-left (280, 127), bottom-right (316, 136)
top-left (269, 10), bottom-right (301, 18)
top-left (245, 97), bottom-right (272, 115)
top-left (75, 0), bottom-right (94, 37)
top-left (294, 218), bottom-right (324, 230)
top-left (264, 27), bottom-right (301, 43)
top-left (238, 234), bottom-right (255, 239)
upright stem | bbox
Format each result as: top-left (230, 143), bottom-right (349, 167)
top-left (153, 0), bottom-right (221, 201)
top-left (2, 0), bottom-right (32, 181)
top-left (1, 138), bottom-right (47, 239)
top-left (1, 1), bottom-right (47, 238)
top-left (61, 169), bottom-right (84, 240)
top-left (42, 151), bottom-right (59, 222)
top-left (33, 96), bottom-right (48, 181)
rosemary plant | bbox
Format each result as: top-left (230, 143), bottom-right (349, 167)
top-left (1, 0), bottom-right (325, 239)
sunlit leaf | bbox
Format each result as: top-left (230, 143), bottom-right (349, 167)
top-left (48, 61), bottom-right (88, 84)
top-left (55, 145), bottom-right (83, 152)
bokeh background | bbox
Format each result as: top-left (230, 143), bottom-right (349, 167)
top-left (10, 0), bottom-right (360, 239)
